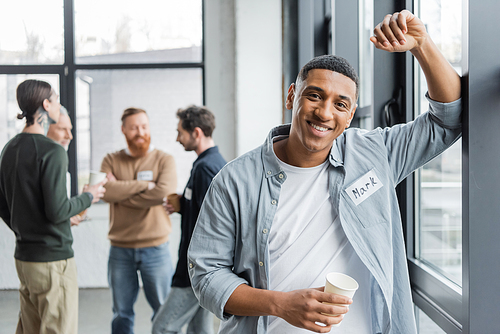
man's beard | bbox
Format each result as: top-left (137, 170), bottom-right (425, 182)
top-left (182, 138), bottom-right (197, 152)
top-left (126, 134), bottom-right (151, 157)
top-left (180, 133), bottom-right (197, 152)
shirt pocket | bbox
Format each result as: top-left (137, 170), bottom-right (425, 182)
top-left (341, 168), bottom-right (390, 228)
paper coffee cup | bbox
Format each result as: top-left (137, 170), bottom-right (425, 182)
top-left (323, 272), bottom-right (359, 326)
top-left (89, 171), bottom-right (107, 186)
top-left (78, 209), bottom-right (88, 219)
top-left (167, 193), bottom-right (181, 213)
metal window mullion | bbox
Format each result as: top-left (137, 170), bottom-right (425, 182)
top-left (412, 289), bottom-right (462, 334)
top-left (63, 0), bottom-right (78, 196)
top-left (404, 0), bottom-right (465, 332)
top-left (0, 65), bottom-right (63, 74)
top-left (463, 1), bottom-right (500, 333)
top-left (202, 0), bottom-right (206, 105)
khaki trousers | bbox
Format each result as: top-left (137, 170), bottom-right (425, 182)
top-left (15, 257), bottom-right (78, 334)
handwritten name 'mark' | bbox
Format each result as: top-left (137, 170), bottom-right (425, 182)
top-left (345, 169), bottom-right (384, 206)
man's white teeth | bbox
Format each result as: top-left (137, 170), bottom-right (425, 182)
top-left (311, 123), bottom-right (328, 132)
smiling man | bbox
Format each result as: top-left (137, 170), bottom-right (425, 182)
top-left (47, 107), bottom-right (73, 151)
top-left (47, 107), bottom-right (86, 226)
top-left (188, 10), bottom-right (461, 334)
top-left (100, 107), bottom-right (177, 334)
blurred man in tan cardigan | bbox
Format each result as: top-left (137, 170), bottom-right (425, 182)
top-left (100, 107), bottom-right (177, 334)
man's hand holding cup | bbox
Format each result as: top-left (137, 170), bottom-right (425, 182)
top-left (83, 171), bottom-right (108, 204)
top-left (163, 194), bottom-right (181, 214)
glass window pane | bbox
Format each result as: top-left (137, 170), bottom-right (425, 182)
top-left (415, 306), bottom-right (446, 334)
top-left (357, 0), bottom-right (374, 130)
top-left (76, 68), bottom-right (203, 193)
top-left (358, 0), bottom-right (373, 109)
top-left (75, 0), bottom-right (202, 64)
top-left (0, 1), bottom-right (64, 65)
top-left (415, 0), bottom-right (463, 285)
top-left (0, 74), bottom-right (60, 149)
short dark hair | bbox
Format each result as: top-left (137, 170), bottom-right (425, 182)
top-left (121, 107), bottom-right (147, 125)
top-left (16, 80), bottom-right (53, 126)
top-left (176, 105), bottom-right (215, 137)
top-left (297, 55), bottom-right (359, 99)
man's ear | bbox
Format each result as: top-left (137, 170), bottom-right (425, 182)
top-left (121, 125), bottom-right (125, 135)
top-left (42, 98), bottom-right (50, 112)
top-left (193, 127), bottom-right (203, 139)
top-left (285, 83), bottom-right (295, 110)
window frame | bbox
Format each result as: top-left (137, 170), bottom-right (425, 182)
top-left (0, 0), bottom-right (205, 196)
top-left (405, 0), bottom-right (500, 333)
top-left (402, 0), bottom-right (465, 332)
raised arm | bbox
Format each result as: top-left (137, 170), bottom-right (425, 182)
top-left (100, 154), bottom-right (150, 203)
top-left (370, 10), bottom-right (460, 103)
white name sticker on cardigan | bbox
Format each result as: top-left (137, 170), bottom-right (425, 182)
top-left (345, 169), bottom-right (383, 206)
top-left (184, 188), bottom-right (192, 200)
top-left (137, 170), bottom-right (153, 181)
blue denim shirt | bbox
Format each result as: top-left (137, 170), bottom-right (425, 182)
top-left (188, 95), bottom-right (462, 334)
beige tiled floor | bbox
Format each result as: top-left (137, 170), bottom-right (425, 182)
top-left (0, 288), bottom-right (220, 334)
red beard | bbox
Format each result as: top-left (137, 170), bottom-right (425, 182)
top-left (126, 134), bottom-right (151, 157)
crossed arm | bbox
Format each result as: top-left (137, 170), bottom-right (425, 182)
top-left (100, 155), bottom-right (149, 203)
top-left (101, 154), bottom-right (177, 208)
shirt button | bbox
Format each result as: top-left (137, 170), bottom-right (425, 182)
top-left (267, 171), bottom-right (272, 175)
top-left (263, 229), bottom-right (268, 234)
top-left (278, 173), bottom-right (284, 179)
top-left (271, 200), bottom-right (277, 205)
top-left (189, 263), bottom-right (193, 269)
top-left (259, 262), bottom-right (264, 267)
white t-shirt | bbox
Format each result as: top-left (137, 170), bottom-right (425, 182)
top-left (267, 157), bottom-right (372, 334)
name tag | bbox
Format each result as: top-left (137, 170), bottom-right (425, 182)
top-left (137, 170), bottom-right (153, 181)
top-left (345, 169), bottom-right (383, 206)
top-left (184, 188), bottom-right (193, 201)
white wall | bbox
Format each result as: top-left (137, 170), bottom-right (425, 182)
top-left (0, 224), bottom-right (17, 288)
top-left (204, 0), bottom-right (237, 160)
top-left (235, 0), bottom-right (283, 156)
top-left (205, 0), bottom-right (283, 159)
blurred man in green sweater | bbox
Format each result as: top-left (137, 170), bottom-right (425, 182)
top-left (0, 79), bottom-right (106, 334)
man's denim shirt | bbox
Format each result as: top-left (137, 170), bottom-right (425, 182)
top-left (188, 94), bottom-right (462, 334)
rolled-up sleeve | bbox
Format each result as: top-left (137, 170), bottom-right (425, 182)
top-left (425, 92), bottom-right (462, 129)
top-left (187, 179), bottom-right (248, 320)
top-left (380, 93), bottom-right (462, 185)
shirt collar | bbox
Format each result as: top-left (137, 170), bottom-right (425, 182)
top-left (262, 125), bottom-right (290, 178)
top-left (329, 137), bottom-right (344, 167)
top-left (195, 146), bottom-right (219, 161)
top-left (262, 124), bottom-right (345, 177)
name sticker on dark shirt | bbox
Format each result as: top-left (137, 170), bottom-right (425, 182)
top-left (184, 188), bottom-right (192, 201)
top-left (345, 169), bottom-right (383, 206)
